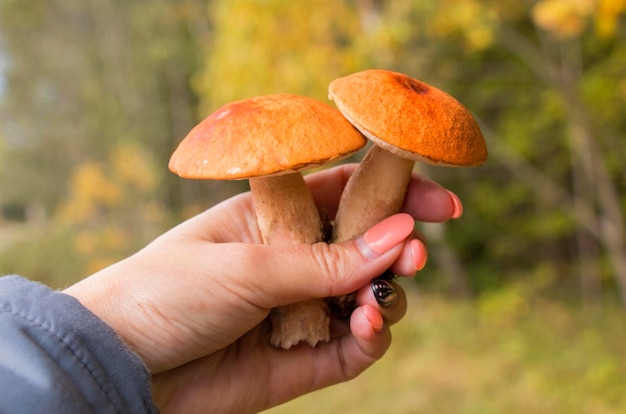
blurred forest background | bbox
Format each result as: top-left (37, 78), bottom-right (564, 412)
top-left (1, 0), bottom-right (625, 412)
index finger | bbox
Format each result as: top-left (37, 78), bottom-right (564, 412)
top-left (304, 163), bottom-right (458, 223)
top-left (402, 174), bottom-right (459, 222)
top-left (304, 163), bottom-right (358, 219)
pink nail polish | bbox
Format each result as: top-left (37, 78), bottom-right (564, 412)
top-left (447, 190), bottom-right (463, 219)
top-left (411, 239), bottom-right (427, 271)
top-left (363, 305), bottom-right (384, 332)
top-left (358, 213), bottom-right (414, 258)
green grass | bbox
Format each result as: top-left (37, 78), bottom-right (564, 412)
top-left (265, 282), bottom-right (626, 414)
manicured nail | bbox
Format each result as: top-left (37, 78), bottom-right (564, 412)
top-left (362, 305), bottom-right (384, 332)
top-left (371, 278), bottom-right (397, 308)
top-left (411, 239), bottom-right (427, 271)
top-left (357, 213), bottom-right (415, 258)
top-left (447, 190), bottom-right (463, 219)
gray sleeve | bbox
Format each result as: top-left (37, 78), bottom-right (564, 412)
top-left (0, 275), bottom-right (157, 413)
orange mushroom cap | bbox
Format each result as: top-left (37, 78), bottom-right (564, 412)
top-left (169, 94), bottom-right (367, 180)
top-left (328, 69), bottom-right (488, 167)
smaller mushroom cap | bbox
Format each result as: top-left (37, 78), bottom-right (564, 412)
top-left (169, 94), bottom-right (366, 179)
top-left (328, 69), bottom-right (488, 166)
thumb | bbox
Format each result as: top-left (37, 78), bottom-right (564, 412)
top-left (234, 213), bottom-right (416, 308)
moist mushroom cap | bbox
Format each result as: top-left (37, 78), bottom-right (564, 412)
top-left (328, 69), bottom-right (488, 167)
top-left (169, 94), bottom-right (367, 179)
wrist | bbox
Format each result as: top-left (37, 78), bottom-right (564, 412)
top-left (63, 270), bottom-right (151, 367)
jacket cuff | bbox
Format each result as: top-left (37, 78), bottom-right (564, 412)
top-left (0, 275), bottom-right (157, 413)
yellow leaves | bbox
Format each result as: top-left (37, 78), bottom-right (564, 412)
top-left (75, 227), bottom-right (128, 256)
top-left (430, 0), bottom-right (499, 51)
top-left (532, 0), bottom-right (595, 38)
top-left (532, 0), bottom-right (626, 39)
top-left (111, 145), bottom-right (157, 193)
top-left (58, 161), bottom-right (121, 222)
top-left (596, 0), bottom-right (626, 37)
top-left (196, 0), bottom-right (362, 113)
top-left (74, 227), bottom-right (129, 274)
top-left (58, 144), bottom-right (158, 222)
top-left (56, 145), bottom-right (165, 274)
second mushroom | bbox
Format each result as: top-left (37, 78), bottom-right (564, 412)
top-left (329, 69), bottom-right (488, 249)
top-left (169, 93), bottom-right (366, 349)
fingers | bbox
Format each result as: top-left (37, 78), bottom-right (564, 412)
top-left (355, 279), bottom-right (407, 326)
top-left (216, 214), bottom-right (415, 309)
top-left (175, 212), bottom-right (427, 313)
top-left (252, 306), bottom-right (392, 411)
top-left (304, 163), bottom-right (357, 219)
top-left (275, 305), bottom-right (392, 395)
top-left (304, 163), bottom-right (462, 223)
top-left (402, 176), bottom-right (463, 222)
top-left (174, 192), bottom-right (262, 244)
top-left (283, 287), bottom-right (403, 397)
top-left (176, 164), bottom-right (461, 246)
top-left (342, 304), bottom-right (392, 366)
top-left (390, 237), bottom-right (428, 276)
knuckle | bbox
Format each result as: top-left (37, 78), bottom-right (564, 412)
top-left (308, 242), bottom-right (354, 296)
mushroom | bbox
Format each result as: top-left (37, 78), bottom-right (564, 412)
top-left (168, 93), bottom-right (366, 349)
top-left (328, 69), bottom-right (488, 242)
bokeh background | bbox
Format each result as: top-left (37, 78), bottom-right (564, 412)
top-left (1, 0), bottom-right (625, 412)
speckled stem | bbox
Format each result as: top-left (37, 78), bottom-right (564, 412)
top-left (249, 173), bottom-right (329, 349)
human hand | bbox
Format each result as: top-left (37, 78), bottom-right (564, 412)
top-left (64, 163), bottom-right (461, 413)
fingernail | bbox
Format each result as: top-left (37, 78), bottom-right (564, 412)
top-left (362, 305), bottom-right (384, 332)
top-left (448, 190), bottom-right (463, 219)
top-left (371, 278), bottom-right (397, 308)
top-left (357, 213), bottom-right (415, 258)
top-left (411, 239), bottom-right (427, 271)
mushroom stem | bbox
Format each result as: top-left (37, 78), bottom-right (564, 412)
top-left (248, 173), bottom-right (330, 349)
top-left (249, 174), bottom-right (322, 244)
top-left (333, 145), bottom-right (415, 242)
